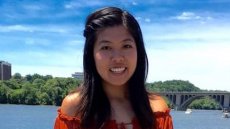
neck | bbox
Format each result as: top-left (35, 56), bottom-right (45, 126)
top-left (102, 82), bottom-right (129, 101)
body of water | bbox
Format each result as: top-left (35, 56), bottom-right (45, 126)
top-left (0, 104), bottom-right (58, 129)
top-left (171, 109), bottom-right (230, 129)
top-left (0, 104), bottom-right (229, 129)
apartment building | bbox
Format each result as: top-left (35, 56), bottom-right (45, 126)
top-left (0, 61), bottom-right (12, 80)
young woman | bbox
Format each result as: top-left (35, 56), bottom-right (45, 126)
top-left (54, 7), bottom-right (173, 129)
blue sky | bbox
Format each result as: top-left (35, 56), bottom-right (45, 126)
top-left (0, 0), bottom-right (230, 91)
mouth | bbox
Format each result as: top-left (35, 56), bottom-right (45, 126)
top-left (109, 67), bottom-right (126, 73)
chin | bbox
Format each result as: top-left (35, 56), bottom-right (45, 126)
top-left (104, 80), bottom-right (129, 87)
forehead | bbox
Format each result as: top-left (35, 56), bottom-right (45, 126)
top-left (95, 25), bottom-right (134, 43)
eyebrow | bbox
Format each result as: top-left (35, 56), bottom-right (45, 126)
top-left (98, 40), bottom-right (111, 44)
top-left (98, 38), bottom-right (134, 44)
top-left (123, 38), bottom-right (134, 43)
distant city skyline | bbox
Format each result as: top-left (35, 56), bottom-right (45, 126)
top-left (0, 0), bottom-right (230, 91)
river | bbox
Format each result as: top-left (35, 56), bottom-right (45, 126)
top-left (0, 104), bottom-right (229, 129)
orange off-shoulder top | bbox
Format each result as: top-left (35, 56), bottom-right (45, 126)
top-left (54, 108), bottom-right (173, 129)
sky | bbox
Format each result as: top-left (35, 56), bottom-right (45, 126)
top-left (0, 0), bottom-right (230, 91)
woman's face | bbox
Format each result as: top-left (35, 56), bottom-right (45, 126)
top-left (93, 25), bottom-right (137, 87)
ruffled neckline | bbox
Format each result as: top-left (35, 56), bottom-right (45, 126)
top-left (57, 108), bottom-right (171, 122)
top-left (57, 108), bottom-right (81, 121)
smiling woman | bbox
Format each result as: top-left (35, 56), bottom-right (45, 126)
top-left (93, 25), bottom-right (137, 88)
top-left (54, 6), bottom-right (173, 129)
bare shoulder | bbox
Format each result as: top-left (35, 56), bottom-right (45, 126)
top-left (149, 93), bottom-right (169, 113)
top-left (60, 91), bottom-right (81, 117)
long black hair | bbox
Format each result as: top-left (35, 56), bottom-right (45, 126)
top-left (76, 7), bottom-right (154, 129)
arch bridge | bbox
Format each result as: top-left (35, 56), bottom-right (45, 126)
top-left (157, 91), bottom-right (230, 110)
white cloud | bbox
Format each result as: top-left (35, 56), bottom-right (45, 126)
top-left (141, 21), bottom-right (230, 49)
top-left (22, 4), bottom-right (43, 11)
top-left (132, 1), bottom-right (138, 5)
top-left (64, 1), bottom-right (104, 9)
top-left (173, 12), bottom-right (213, 23)
top-left (0, 25), bottom-right (34, 32)
top-left (145, 18), bottom-right (151, 22)
top-left (64, 2), bottom-right (81, 9)
top-left (25, 38), bottom-right (51, 46)
top-left (0, 25), bottom-right (75, 34)
top-left (176, 12), bottom-right (201, 20)
top-left (135, 17), bottom-right (152, 23)
top-left (135, 16), bottom-right (142, 22)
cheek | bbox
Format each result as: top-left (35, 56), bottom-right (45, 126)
top-left (127, 51), bottom-right (137, 65)
top-left (94, 52), bottom-right (103, 62)
top-left (94, 52), bottom-right (108, 70)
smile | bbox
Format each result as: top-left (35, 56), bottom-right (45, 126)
top-left (110, 67), bottom-right (126, 73)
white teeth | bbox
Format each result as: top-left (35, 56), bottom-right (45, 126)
top-left (110, 67), bottom-right (126, 73)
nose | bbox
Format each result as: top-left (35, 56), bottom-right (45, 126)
top-left (111, 50), bottom-right (124, 63)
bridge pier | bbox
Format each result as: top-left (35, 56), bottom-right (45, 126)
top-left (223, 95), bottom-right (230, 108)
top-left (175, 94), bottom-right (181, 110)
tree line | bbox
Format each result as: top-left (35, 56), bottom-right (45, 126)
top-left (0, 73), bottom-right (80, 106)
top-left (0, 73), bottom-right (220, 109)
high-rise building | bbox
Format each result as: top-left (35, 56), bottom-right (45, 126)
top-left (0, 61), bottom-right (12, 80)
top-left (72, 72), bottom-right (83, 80)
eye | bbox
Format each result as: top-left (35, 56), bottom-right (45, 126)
top-left (123, 44), bottom-right (133, 49)
top-left (101, 46), bottom-right (111, 50)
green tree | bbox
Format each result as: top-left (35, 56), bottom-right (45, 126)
top-left (32, 78), bottom-right (45, 89)
top-left (31, 74), bottom-right (43, 82)
top-left (22, 82), bottom-right (39, 105)
top-left (37, 92), bottom-right (52, 105)
top-left (188, 96), bottom-right (219, 110)
top-left (147, 80), bottom-right (201, 92)
top-left (0, 83), bottom-right (9, 103)
top-left (12, 73), bottom-right (23, 79)
top-left (8, 89), bottom-right (25, 104)
top-left (41, 79), bottom-right (61, 105)
top-left (3, 79), bottom-right (21, 89)
top-left (25, 74), bottom-right (33, 82)
top-left (43, 75), bottom-right (53, 81)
